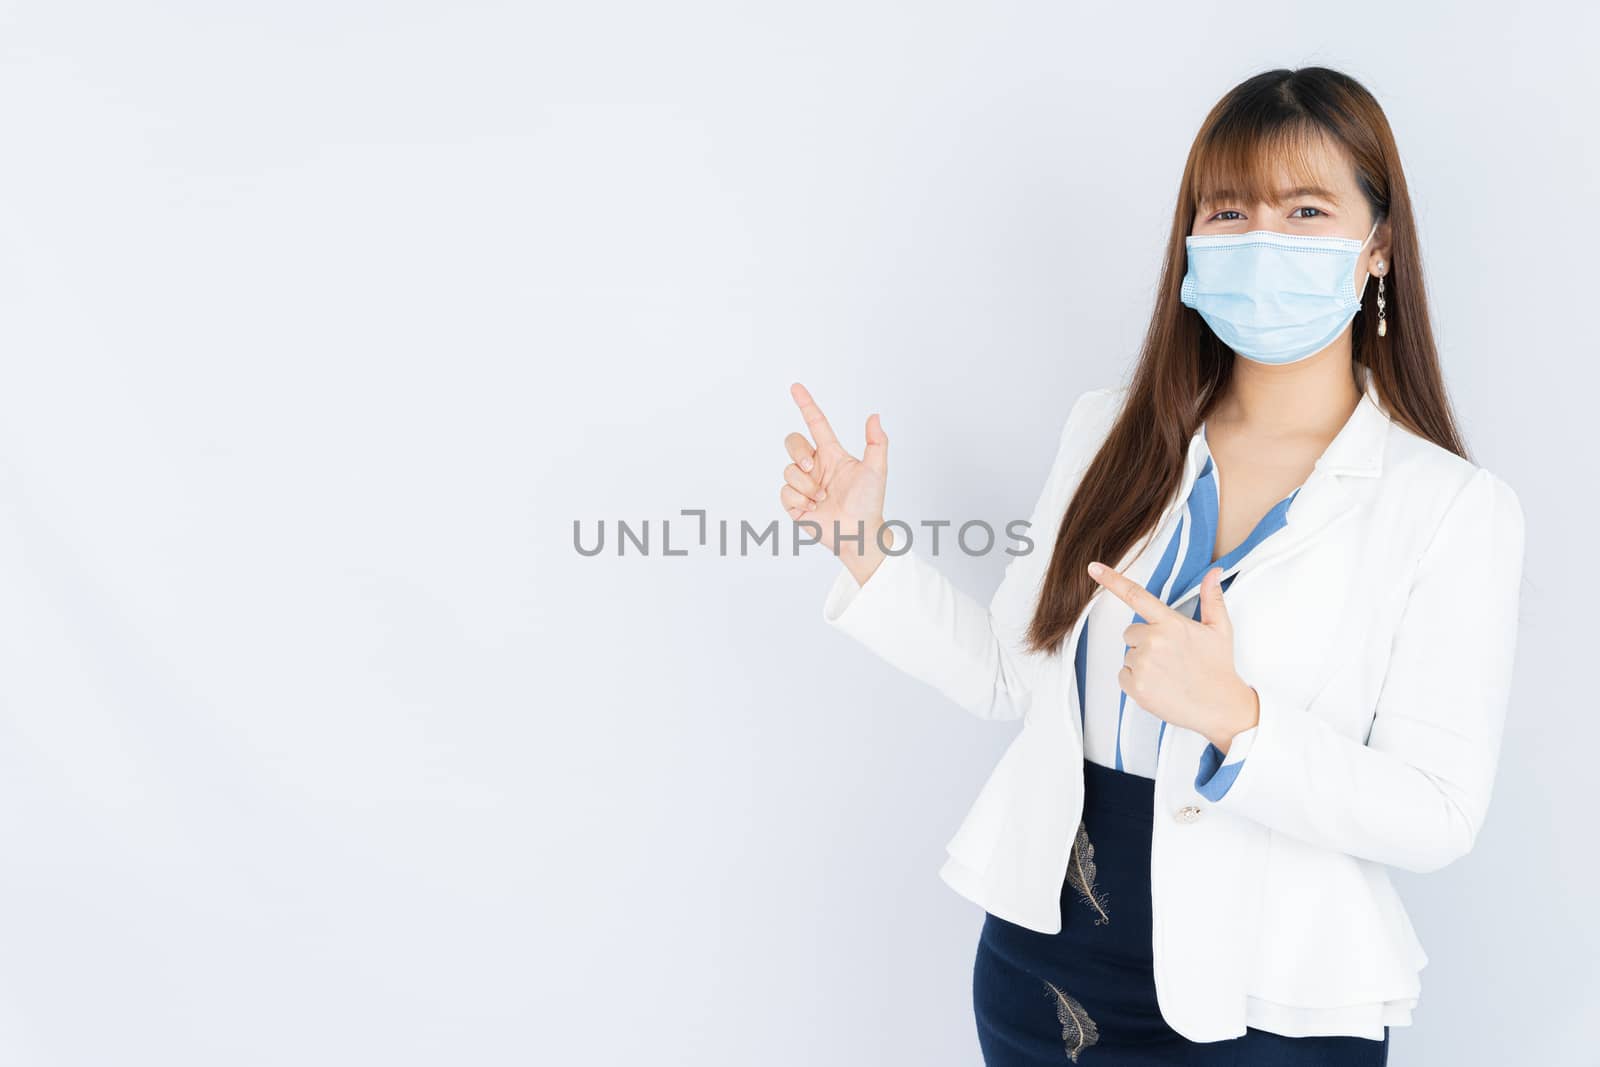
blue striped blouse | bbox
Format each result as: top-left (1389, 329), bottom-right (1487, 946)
top-left (1073, 427), bottom-right (1303, 796)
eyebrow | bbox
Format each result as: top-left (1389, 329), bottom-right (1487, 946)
top-left (1199, 185), bottom-right (1342, 209)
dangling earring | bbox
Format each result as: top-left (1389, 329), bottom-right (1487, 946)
top-left (1375, 261), bottom-right (1388, 337)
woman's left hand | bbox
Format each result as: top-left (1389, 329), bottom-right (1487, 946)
top-left (1086, 560), bottom-right (1261, 753)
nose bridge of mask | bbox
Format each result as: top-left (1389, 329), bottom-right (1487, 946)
top-left (1188, 233), bottom-right (1341, 306)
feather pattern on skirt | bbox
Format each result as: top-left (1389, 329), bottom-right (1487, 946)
top-left (1041, 979), bottom-right (1100, 1062)
top-left (1064, 818), bottom-right (1110, 924)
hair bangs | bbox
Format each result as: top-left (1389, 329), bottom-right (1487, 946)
top-left (1188, 118), bottom-right (1338, 217)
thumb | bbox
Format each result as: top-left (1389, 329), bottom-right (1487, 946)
top-left (1199, 566), bottom-right (1230, 632)
top-left (861, 413), bottom-right (889, 475)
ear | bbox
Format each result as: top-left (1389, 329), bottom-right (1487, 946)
top-left (1369, 216), bottom-right (1391, 278)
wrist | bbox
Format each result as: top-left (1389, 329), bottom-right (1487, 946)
top-left (1209, 680), bottom-right (1260, 754)
top-left (840, 518), bottom-right (892, 586)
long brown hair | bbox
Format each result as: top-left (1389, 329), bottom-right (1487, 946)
top-left (1024, 66), bottom-right (1470, 656)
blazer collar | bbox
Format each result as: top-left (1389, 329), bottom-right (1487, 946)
top-left (1310, 363), bottom-right (1390, 478)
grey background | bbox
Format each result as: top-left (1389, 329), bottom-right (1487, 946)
top-left (0, 2), bottom-right (1591, 1064)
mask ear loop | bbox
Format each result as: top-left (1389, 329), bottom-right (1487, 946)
top-left (1355, 218), bottom-right (1382, 302)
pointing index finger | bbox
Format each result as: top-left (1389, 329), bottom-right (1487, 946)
top-left (789, 382), bottom-right (841, 450)
top-left (1087, 561), bottom-right (1184, 624)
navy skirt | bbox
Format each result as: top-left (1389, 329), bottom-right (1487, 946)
top-left (972, 758), bottom-right (1390, 1065)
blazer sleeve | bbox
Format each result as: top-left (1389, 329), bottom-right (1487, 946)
top-left (1200, 466), bottom-right (1527, 873)
top-left (819, 386), bottom-right (1116, 721)
top-left (1193, 724), bottom-right (1258, 801)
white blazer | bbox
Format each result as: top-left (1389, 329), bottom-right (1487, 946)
top-left (821, 366), bottom-right (1526, 1043)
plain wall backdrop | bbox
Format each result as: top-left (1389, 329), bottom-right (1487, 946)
top-left (0, 2), bottom-right (1593, 1064)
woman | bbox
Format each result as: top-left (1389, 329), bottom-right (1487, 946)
top-left (777, 68), bottom-right (1525, 1064)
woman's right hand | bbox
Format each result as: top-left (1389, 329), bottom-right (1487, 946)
top-left (781, 382), bottom-right (892, 585)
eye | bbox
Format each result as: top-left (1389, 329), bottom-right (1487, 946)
top-left (1208, 210), bottom-right (1244, 222)
top-left (1291, 206), bottom-right (1325, 218)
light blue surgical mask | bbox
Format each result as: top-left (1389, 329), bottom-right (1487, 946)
top-left (1179, 219), bottom-right (1380, 365)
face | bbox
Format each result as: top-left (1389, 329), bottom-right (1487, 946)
top-left (1191, 137), bottom-right (1391, 292)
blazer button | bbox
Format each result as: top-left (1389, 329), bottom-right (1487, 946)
top-left (1174, 804), bottom-right (1202, 823)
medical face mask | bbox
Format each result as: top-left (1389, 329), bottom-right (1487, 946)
top-left (1179, 220), bottom-right (1380, 365)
